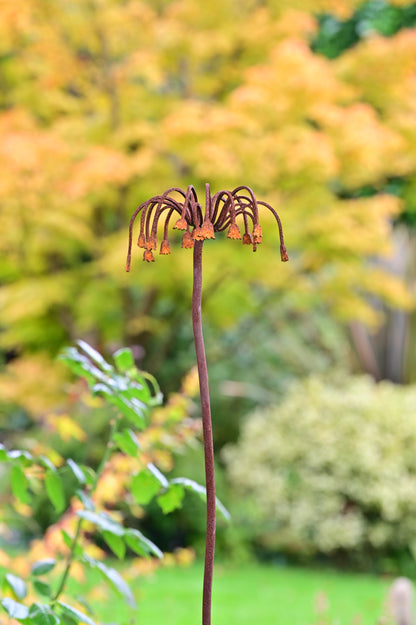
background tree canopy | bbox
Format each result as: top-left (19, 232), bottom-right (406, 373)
top-left (1, 0), bottom-right (416, 448)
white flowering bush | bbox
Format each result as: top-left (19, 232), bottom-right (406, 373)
top-left (223, 374), bottom-right (416, 560)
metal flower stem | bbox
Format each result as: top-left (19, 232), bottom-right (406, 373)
top-left (126, 183), bottom-right (288, 625)
top-left (192, 240), bottom-right (216, 625)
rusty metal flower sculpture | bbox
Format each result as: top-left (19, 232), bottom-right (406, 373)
top-left (126, 183), bottom-right (288, 625)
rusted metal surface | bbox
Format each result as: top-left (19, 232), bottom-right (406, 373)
top-left (126, 183), bottom-right (287, 625)
top-left (126, 183), bottom-right (288, 268)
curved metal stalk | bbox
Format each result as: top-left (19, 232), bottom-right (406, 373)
top-left (126, 183), bottom-right (288, 625)
top-left (192, 240), bottom-right (216, 625)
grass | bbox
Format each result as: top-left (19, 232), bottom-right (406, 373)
top-left (71, 560), bottom-right (392, 625)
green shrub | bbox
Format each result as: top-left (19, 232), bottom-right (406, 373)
top-left (223, 374), bottom-right (416, 565)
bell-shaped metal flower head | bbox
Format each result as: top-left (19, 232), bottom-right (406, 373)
top-left (126, 183), bottom-right (288, 270)
top-left (126, 183), bottom-right (288, 625)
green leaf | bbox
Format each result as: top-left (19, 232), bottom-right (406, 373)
top-left (8, 449), bottom-right (33, 464)
top-left (157, 484), bottom-right (185, 514)
top-left (31, 559), bottom-right (57, 576)
top-left (113, 347), bottom-right (135, 372)
top-left (11, 464), bottom-right (31, 504)
top-left (29, 602), bottom-right (60, 625)
top-left (131, 469), bottom-right (162, 504)
top-left (1, 598), bottom-right (29, 620)
top-left (38, 455), bottom-right (57, 472)
top-left (132, 370), bottom-right (163, 406)
top-left (77, 510), bottom-right (124, 536)
top-left (77, 465), bottom-right (96, 487)
top-left (124, 528), bottom-right (163, 559)
top-left (113, 429), bottom-right (141, 456)
top-left (56, 601), bottom-right (97, 625)
top-left (66, 459), bottom-right (86, 485)
top-left (92, 386), bottom-right (146, 428)
top-left (82, 556), bottom-right (135, 607)
top-left (0, 443), bottom-right (8, 461)
top-left (33, 580), bottom-right (52, 598)
top-left (147, 463), bottom-right (169, 488)
top-left (75, 489), bottom-right (94, 511)
top-left (103, 531), bottom-right (126, 560)
top-left (59, 347), bottom-right (112, 387)
top-left (171, 477), bottom-right (231, 521)
top-left (60, 532), bottom-right (83, 557)
top-left (45, 469), bottom-right (66, 513)
top-left (4, 573), bottom-right (27, 600)
top-left (77, 340), bottom-right (113, 373)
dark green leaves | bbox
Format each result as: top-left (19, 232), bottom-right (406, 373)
top-left (113, 428), bottom-right (140, 456)
top-left (82, 556), bottom-right (135, 608)
top-left (56, 601), bottom-right (97, 625)
top-left (113, 347), bottom-right (135, 371)
top-left (28, 602), bottom-right (60, 625)
top-left (157, 484), bottom-right (185, 514)
top-left (45, 469), bottom-right (66, 513)
top-left (1, 598), bottom-right (29, 620)
top-left (4, 573), bottom-right (27, 600)
top-left (171, 477), bottom-right (231, 521)
top-left (77, 510), bottom-right (124, 536)
top-left (131, 469), bottom-right (162, 504)
top-left (66, 459), bottom-right (87, 485)
top-left (0, 599), bottom-right (59, 624)
top-left (31, 560), bottom-right (57, 576)
top-left (102, 531), bottom-right (126, 560)
top-left (76, 510), bottom-right (161, 559)
top-left (33, 580), bottom-right (53, 598)
top-left (59, 342), bottom-right (162, 429)
top-left (11, 465), bottom-right (31, 504)
top-left (124, 529), bottom-right (163, 559)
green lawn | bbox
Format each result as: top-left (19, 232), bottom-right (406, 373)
top-left (75, 561), bottom-right (392, 625)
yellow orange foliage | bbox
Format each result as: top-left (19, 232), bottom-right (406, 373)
top-left (0, 0), bottom-right (415, 419)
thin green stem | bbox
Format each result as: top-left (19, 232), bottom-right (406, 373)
top-left (52, 417), bottom-right (119, 602)
top-left (192, 240), bottom-right (216, 625)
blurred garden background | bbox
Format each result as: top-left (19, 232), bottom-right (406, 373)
top-left (2, 0), bottom-right (416, 623)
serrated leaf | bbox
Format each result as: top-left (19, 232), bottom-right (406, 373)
top-left (113, 429), bottom-right (140, 456)
top-left (103, 531), bottom-right (126, 559)
top-left (29, 602), bottom-right (60, 625)
top-left (82, 556), bottom-right (135, 607)
top-left (124, 528), bottom-right (163, 559)
top-left (56, 601), bottom-right (97, 625)
top-left (45, 469), bottom-right (66, 513)
top-left (77, 510), bottom-right (124, 536)
top-left (171, 477), bottom-right (231, 521)
top-left (11, 464), bottom-right (31, 504)
top-left (66, 459), bottom-right (86, 485)
top-left (4, 573), bottom-right (27, 600)
top-left (131, 470), bottom-right (161, 504)
top-left (1, 598), bottom-right (29, 620)
top-left (31, 559), bottom-right (57, 576)
top-left (33, 580), bottom-right (52, 598)
top-left (157, 484), bottom-right (185, 514)
top-left (113, 348), bottom-right (135, 372)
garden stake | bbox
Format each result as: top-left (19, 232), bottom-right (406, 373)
top-left (126, 184), bottom-right (288, 625)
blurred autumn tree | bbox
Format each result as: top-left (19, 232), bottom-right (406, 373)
top-left (1, 0), bottom-right (416, 446)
